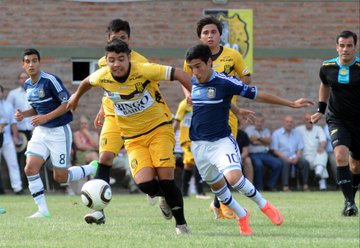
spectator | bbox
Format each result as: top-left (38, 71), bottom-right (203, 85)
top-left (236, 127), bottom-right (254, 183)
top-left (6, 71), bottom-right (33, 187)
top-left (245, 114), bottom-right (282, 191)
top-left (0, 84), bottom-right (24, 194)
top-left (73, 115), bottom-right (99, 165)
top-left (0, 110), bottom-right (7, 194)
top-left (296, 113), bottom-right (329, 190)
top-left (271, 115), bottom-right (310, 192)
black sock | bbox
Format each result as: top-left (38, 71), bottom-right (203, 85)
top-left (182, 170), bottom-right (192, 196)
top-left (159, 180), bottom-right (186, 225)
top-left (136, 179), bottom-right (160, 197)
top-left (337, 166), bottom-right (354, 203)
top-left (351, 173), bottom-right (360, 198)
top-left (194, 167), bottom-right (204, 195)
top-left (95, 163), bottom-right (111, 184)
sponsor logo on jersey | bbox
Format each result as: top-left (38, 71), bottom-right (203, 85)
top-left (100, 79), bottom-right (115, 84)
top-left (207, 87), bottom-right (216, 98)
top-left (113, 90), bottom-right (154, 116)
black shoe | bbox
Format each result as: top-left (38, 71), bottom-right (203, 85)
top-left (15, 189), bottom-right (25, 195)
top-left (84, 210), bottom-right (106, 225)
top-left (342, 201), bottom-right (358, 217)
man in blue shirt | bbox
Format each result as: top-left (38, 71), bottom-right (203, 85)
top-left (15, 48), bottom-right (98, 218)
top-left (185, 44), bottom-right (313, 235)
top-left (271, 115), bottom-right (310, 192)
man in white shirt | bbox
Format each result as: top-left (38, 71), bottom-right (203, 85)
top-left (296, 113), bottom-right (329, 190)
top-left (7, 71), bottom-right (33, 186)
top-left (0, 84), bottom-right (23, 194)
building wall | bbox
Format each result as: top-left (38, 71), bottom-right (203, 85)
top-left (0, 0), bottom-right (359, 130)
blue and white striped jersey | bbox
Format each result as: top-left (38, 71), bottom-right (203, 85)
top-left (190, 70), bottom-right (257, 142)
top-left (24, 70), bottom-right (73, 128)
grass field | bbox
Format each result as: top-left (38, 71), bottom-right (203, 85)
top-left (0, 191), bottom-right (359, 248)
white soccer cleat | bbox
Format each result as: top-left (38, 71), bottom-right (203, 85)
top-left (147, 194), bottom-right (159, 206)
top-left (27, 211), bottom-right (51, 219)
top-left (175, 224), bottom-right (191, 235)
top-left (84, 210), bottom-right (105, 225)
top-left (159, 196), bottom-right (172, 220)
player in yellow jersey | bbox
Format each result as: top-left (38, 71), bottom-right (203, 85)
top-left (67, 38), bottom-right (192, 235)
top-left (83, 19), bottom-right (159, 225)
top-left (173, 99), bottom-right (210, 199)
top-left (184, 16), bottom-right (253, 219)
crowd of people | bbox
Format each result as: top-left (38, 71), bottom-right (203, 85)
top-left (0, 16), bottom-right (359, 235)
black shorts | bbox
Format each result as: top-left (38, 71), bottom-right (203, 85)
top-left (327, 114), bottom-right (360, 160)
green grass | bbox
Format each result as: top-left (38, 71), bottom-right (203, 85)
top-left (0, 192), bottom-right (359, 248)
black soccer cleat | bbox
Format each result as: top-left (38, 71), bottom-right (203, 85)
top-left (84, 210), bottom-right (106, 225)
top-left (342, 201), bottom-right (358, 217)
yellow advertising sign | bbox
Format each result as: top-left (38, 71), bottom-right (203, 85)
top-left (204, 9), bottom-right (253, 73)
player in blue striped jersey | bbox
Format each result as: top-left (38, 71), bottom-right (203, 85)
top-left (15, 49), bottom-right (98, 218)
top-left (185, 44), bottom-right (313, 235)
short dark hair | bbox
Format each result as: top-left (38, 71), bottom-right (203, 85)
top-left (337, 30), bottom-right (357, 46)
top-left (196, 16), bottom-right (223, 38)
top-left (23, 48), bottom-right (41, 61)
top-left (185, 44), bottom-right (212, 64)
top-left (106, 19), bottom-right (131, 37)
top-left (105, 38), bottom-right (131, 55)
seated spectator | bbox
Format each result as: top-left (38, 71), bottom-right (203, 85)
top-left (0, 84), bottom-right (23, 194)
top-left (236, 126), bottom-right (254, 183)
top-left (245, 113), bottom-right (282, 191)
top-left (296, 113), bottom-right (329, 190)
top-left (324, 123), bottom-right (337, 186)
top-left (73, 115), bottom-right (99, 165)
top-left (271, 115), bottom-right (310, 191)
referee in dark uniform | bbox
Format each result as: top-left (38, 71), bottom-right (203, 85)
top-left (311, 30), bottom-right (360, 216)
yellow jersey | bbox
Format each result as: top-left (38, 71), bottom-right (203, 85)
top-left (184, 46), bottom-right (250, 136)
top-left (174, 99), bottom-right (192, 145)
top-left (89, 62), bottom-right (173, 139)
top-left (98, 50), bottom-right (148, 116)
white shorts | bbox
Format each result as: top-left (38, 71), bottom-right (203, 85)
top-left (25, 125), bottom-right (72, 168)
top-left (191, 135), bottom-right (242, 185)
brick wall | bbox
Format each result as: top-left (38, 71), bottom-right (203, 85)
top-left (0, 0), bottom-right (359, 130)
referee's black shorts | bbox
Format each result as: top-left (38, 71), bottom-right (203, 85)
top-left (327, 113), bottom-right (360, 160)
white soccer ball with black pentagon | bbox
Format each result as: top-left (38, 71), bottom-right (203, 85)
top-left (81, 179), bottom-right (112, 211)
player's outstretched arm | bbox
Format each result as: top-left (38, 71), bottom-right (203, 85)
top-left (67, 76), bottom-right (93, 112)
top-left (173, 69), bottom-right (192, 94)
top-left (255, 91), bottom-right (314, 108)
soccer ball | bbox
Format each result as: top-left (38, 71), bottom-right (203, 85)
top-left (81, 179), bottom-right (112, 211)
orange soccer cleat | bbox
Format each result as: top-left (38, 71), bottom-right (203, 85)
top-left (261, 201), bottom-right (283, 225)
top-left (237, 209), bottom-right (253, 235)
